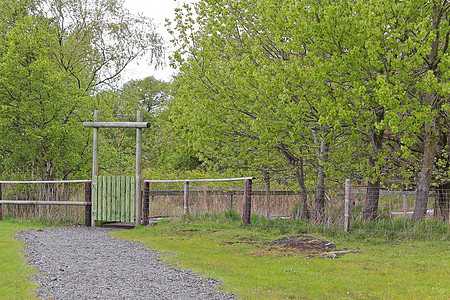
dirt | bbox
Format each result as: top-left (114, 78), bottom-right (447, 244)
top-left (271, 235), bottom-right (336, 252)
top-left (256, 235), bottom-right (340, 258)
top-left (221, 234), bottom-right (341, 258)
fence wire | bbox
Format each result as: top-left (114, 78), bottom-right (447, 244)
top-left (145, 180), bottom-right (449, 236)
top-left (0, 181), bottom-right (89, 224)
top-left (1, 178), bottom-right (448, 236)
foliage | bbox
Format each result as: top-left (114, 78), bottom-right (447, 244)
top-left (0, 0), bottom-right (163, 180)
top-left (168, 0), bottom-right (450, 220)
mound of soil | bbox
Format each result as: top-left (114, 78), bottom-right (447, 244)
top-left (271, 235), bottom-right (336, 252)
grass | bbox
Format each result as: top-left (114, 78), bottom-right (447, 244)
top-left (112, 216), bottom-right (449, 299)
top-left (1, 214), bottom-right (448, 299)
top-left (0, 220), bottom-right (48, 299)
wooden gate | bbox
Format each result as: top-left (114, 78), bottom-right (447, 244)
top-left (92, 176), bottom-right (135, 222)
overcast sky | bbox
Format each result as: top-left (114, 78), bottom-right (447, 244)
top-left (122, 0), bottom-right (195, 82)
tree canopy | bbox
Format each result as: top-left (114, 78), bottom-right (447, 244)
top-left (0, 0), bottom-right (164, 180)
top-left (168, 0), bottom-right (450, 221)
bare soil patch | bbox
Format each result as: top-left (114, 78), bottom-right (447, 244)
top-left (244, 235), bottom-right (355, 258)
top-left (272, 235), bottom-right (336, 251)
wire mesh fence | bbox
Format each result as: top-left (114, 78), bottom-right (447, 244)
top-left (144, 178), bottom-right (449, 237)
top-left (1, 177), bottom-right (448, 237)
top-left (0, 181), bottom-right (90, 225)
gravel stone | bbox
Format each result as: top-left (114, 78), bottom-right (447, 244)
top-left (16, 227), bottom-right (236, 300)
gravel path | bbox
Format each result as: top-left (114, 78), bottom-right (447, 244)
top-left (16, 227), bottom-right (236, 300)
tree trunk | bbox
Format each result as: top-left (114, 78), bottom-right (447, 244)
top-left (413, 119), bottom-right (438, 221)
top-left (277, 144), bottom-right (310, 220)
top-left (294, 157), bottom-right (310, 220)
top-left (362, 106), bottom-right (384, 221)
top-left (412, 5), bottom-right (443, 221)
top-left (362, 180), bottom-right (381, 221)
top-left (313, 133), bottom-right (329, 223)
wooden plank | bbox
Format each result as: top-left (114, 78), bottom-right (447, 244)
top-left (83, 121), bottom-right (149, 128)
top-left (130, 176), bottom-right (135, 221)
top-left (112, 176), bottom-right (117, 221)
top-left (125, 176), bottom-right (131, 222)
top-left (97, 176), bottom-right (103, 221)
top-left (93, 176), bottom-right (98, 220)
top-left (116, 176), bottom-right (121, 221)
top-left (0, 200), bottom-right (91, 205)
top-left (120, 176), bottom-right (126, 222)
top-left (102, 176), bottom-right (107, 221)
top-left (107, 176), bottom-right (112, 221)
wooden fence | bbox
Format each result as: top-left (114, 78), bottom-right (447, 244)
top-left (0, 180), bottom-right (92, 226)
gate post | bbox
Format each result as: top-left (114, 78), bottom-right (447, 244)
top-left (142, 181), bottom-right (150, 225)
top-left (243, 179), bottom-right (252, 226)
top-left (85, 181), bottom-right (92, 227)
top-left (135, 111), bottom-right (143, 226)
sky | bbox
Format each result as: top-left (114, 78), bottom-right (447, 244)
top-left (121, 0), bottom-right (195, 82)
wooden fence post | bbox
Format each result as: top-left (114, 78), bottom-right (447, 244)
top-left (228, 191), bottom-right (234, 211)
top-left (184, 181), bottom-right (190, 216)
top-left (85, 181), bottom-right (92, 227)
top-left (243, 179), bottom-right (252, 226)
top-left (344, 179), bottom-right (351, 232)
top-left (403, 193), bottom-right (408, 216)
top-left (143, 181), bottom-right (150, 225)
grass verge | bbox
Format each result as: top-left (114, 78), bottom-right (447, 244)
top-left (0, 220), bottom-right (46, 300)
top-left (112, 217), bottom-right (449, 299)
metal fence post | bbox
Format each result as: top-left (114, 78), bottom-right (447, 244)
top-left (344, 179), bottom-right (351, 232)
top-left (243, 179), bottom-right (252, 226)
top-left (85, 181), bottom-right (92, 227)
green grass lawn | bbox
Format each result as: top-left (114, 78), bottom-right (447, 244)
top-left (1, 218), bottom-right (448, 299)
top-left (0, 221), bottom-right (44, 299)
top-left (112, 219), bottom-right (449, 299)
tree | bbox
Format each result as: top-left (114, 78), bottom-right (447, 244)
top-left (0, 0), bottom-right (164, 180)
top-left (169, 0), bottom-right (449, 223)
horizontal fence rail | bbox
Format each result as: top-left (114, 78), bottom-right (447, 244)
top-left (0, 181), bottom-right (92, 226)
top-left (0, 201), bottom-right (91, 205)
top-left (0, 180), bottom-right (91, 184)
top-left (143, 177), bottom-right (254, 183)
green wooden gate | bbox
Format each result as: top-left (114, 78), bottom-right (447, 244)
top-left (93, 176), bottom-right (135, 222)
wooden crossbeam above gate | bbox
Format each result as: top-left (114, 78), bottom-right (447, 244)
top-left (83, 122), bottom-right (149, 128)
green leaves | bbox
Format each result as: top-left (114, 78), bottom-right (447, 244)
top-left (168, 0), bottom-right (449, 196)
top-left (0, 0), bottom-right (165, 180)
